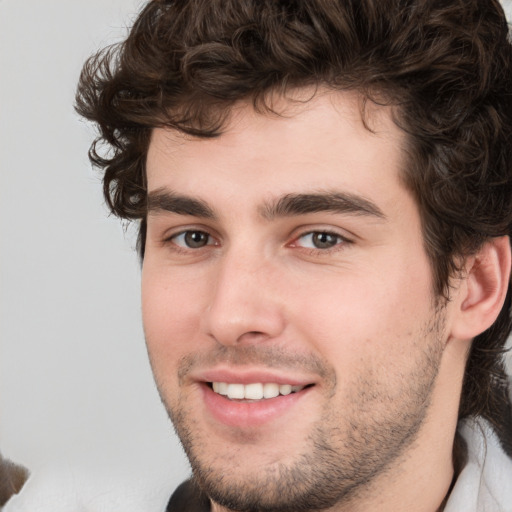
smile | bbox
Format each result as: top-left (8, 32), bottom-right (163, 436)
top-left (200, 377), bottom-right (315, 428)
top-left (211, 382), bottom-right (305, 400)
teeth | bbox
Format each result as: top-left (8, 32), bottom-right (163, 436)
top-left (263, 383), bottom-right (279, 398)
top-left (227, 383), bottom-right (245, 399)
top-left (279, 384), bottom-right (292, 395)
top-left (244, 383), bottom-right (263, 400)
top-left (216, 382), bottom-right (228, 395)
top-left (211, 382), bottom-right (305, 400)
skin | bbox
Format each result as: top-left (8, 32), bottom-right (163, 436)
top-left (142, 90), bottom-right (472, 512)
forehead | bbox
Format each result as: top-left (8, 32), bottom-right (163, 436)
top-left (146, 90), bottom-right (407, 211)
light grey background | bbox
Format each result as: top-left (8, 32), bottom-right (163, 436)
top-left (0, 0), bottom-right (189, 509)
top-left (1, 0), bottom-right (511, 510)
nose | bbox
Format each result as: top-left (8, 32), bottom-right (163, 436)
top-left (202, 250), bottom-right (286, 346)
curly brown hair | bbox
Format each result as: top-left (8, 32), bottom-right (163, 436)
top-left (76, 0), bottom-right (512, 452)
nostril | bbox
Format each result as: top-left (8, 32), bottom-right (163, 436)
top-left (235, 331), bottom-right (269, 345)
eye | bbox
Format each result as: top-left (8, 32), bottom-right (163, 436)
top-left (171, 230), bottom-right (214, 249)
top-left (294, 231), bottom-right (346, 250)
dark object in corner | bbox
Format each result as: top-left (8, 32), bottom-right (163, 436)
top-left (0, 453), bottom-right (29, 507)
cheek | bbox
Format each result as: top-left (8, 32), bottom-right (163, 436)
top-left (141, 264), bottom-right (208, 380)
top-left (290, 259), bottom-right (434, 372)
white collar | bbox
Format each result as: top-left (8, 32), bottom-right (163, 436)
top-left (444, 417), bottom-right (512, 512)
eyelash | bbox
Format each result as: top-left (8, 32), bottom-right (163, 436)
top-left (167, 230), bottom-right (218, 251)
top-left (165, 228), bottom-right (352, 255)
top-left (290, 230), bottom-right (351, 253)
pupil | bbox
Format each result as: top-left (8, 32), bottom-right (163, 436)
top-left (185, 231), bottom-right (208, 248)
top-left (313, 232), bottom-right (336, 248)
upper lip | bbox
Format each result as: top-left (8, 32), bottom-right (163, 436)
top-left (192, 367), bottom-right (316, 387)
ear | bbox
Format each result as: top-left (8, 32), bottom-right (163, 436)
top-left (450, 236), bottom-right (511, 341)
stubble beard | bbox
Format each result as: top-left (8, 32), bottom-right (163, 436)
top-left (155, 310), bottom-right (446, 512)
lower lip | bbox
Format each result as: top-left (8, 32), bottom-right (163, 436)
top-left (201, 384), bottom-right (311, 428)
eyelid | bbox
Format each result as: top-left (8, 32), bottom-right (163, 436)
top-left (161, 222), bottom-right (216, 240)
top-left (288, 227), bottom-right (354, 251)
top-left (162, 225), bottom-right (220, 249)
top-left (289, 224), bottom-right (354, 241)
top-left (172, 231), bottom-right (214, 248)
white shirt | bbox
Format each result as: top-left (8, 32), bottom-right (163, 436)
top-left (445, 418), bottom-right (512, 512)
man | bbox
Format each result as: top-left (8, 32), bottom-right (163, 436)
top-left (76, 0), bottom-right (512, 510)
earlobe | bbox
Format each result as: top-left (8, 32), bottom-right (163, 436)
top-left (451, 236), bottom-right (511, 341)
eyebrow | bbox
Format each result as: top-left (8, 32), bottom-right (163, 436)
top-left (146, 188), bottom-right (386, 221)
top-left (259, 192), bottom-right (386, 220)
top-left (147, 188), bottom-right (216, 219)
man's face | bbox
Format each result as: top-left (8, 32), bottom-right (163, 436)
top-left (142, 91), bottom-right (453, 511)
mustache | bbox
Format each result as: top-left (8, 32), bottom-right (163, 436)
top-left (177, 345), bottom-right (333, 382)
